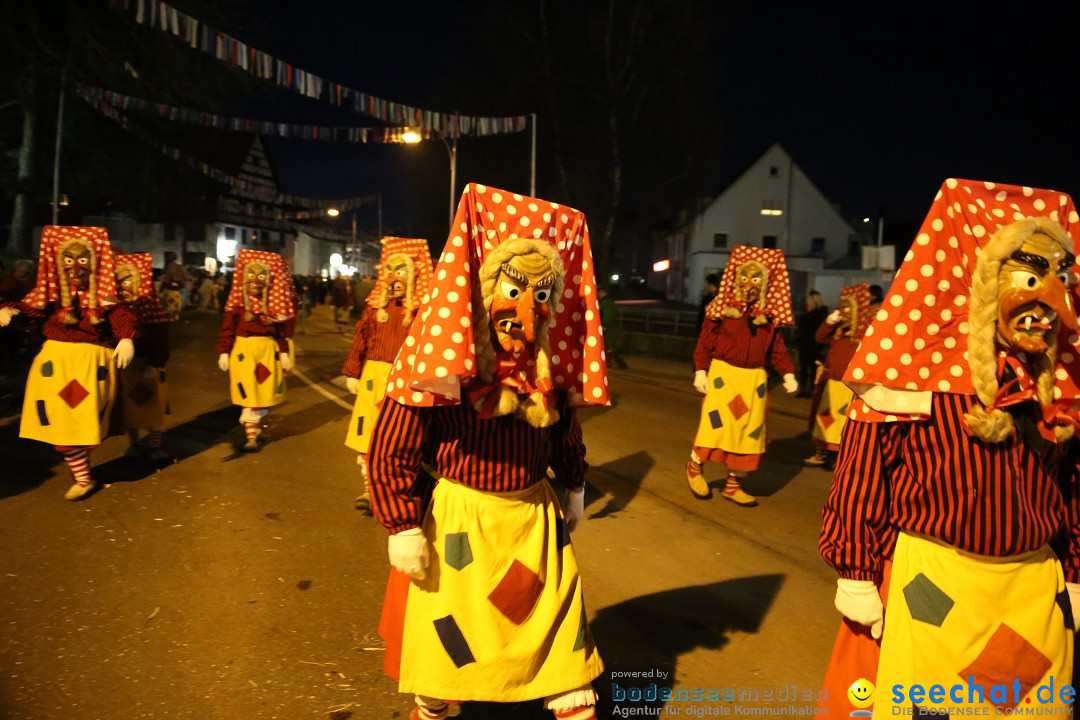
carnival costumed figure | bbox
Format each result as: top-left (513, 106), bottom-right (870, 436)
top-left (342, 237), bottom-right (433, 512)
top-left (686, 245), bottom-right (798, 507)
top-left (0, 227), bottom-right (136, 500)
top-left (368, 184), bottom-right (608, 720)
top-left (803, 282), bottom-right (871, 470)
top-left (110, 253), bottom-right (172, 463)
top-left (159, 250), bottom-right (186, 321)
top-left (216, 250), bottom-right (296, 452)
top-left (818, 179), bottom-right (1080, 717)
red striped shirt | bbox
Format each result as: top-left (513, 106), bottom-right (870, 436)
top-left (341, 302), bottom-right (412, 378)
top-left (368, 392), bottom-right (588, 534)
top-left (814, 323), bottom-right (858, 379)
top-left (820, 392), bottom-right (1080, 582)
top-left (13, 301), bottom-right (136, 344)
top-left (693, 316), bottom-right (795, 376)
top-left (216, 310), bottom-right (293, 354)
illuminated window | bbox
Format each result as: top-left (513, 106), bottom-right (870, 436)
top-left (760, 200), bottom-right (783, 216)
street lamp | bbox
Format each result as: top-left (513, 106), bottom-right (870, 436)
top-left (326, 208), bottom-right (341, 217)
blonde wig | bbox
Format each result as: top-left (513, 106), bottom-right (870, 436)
top-left (56, 238), bottom-right (101, 324)
top-left (965, 217), bottom-right (1074, 443)
top-left (242, 260), bottom-right (272, 323)
top-left (472, 238), bottom-right (565, 427)
top-left (374, 253), bottom-right (417, 327)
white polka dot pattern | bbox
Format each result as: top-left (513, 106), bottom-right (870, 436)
top-left (844, 178), bottom-right (1079, 402)
top-left (384, 183), bottom-right (609, 408)
top-left (24, 226), bottom-right (119, 309)
top-left (224, 249), bottom-right (297, 319)
top-left (705, 246), bottom-right (795, 326)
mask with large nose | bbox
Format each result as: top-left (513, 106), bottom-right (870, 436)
top-left (244, 262), bottom-right (270, 298)
top-left (489, 252), bottom-right (558, 354)
top-left (384, 254), bottom-right (412, 300)
top-left (116, 264), bottom-right (140, 303)
top-left (733, 261), bottom-right (768, 307)
top-left (996, 232), bottom-right (1077, 354)
top-left (61, 242), bottom-right (93, 292)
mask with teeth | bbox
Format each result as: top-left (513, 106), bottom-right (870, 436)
top-left (733, 261), bottom-right (768, 309)
top-left (489, 252), bottom-right (558, 354)
top-left (995, 232), bottom-right (1077, 354)
top-left (115, 263), bottom-right (141, 303)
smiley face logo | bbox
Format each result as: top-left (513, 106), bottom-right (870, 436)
top-left (847, 678), bottom-right (875, 709)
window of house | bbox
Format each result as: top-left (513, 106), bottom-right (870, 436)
top-left (769, 166), bottom-right (779, 177)
top-left (760, 200), bottom-right (783, 216)
top-left (224, 226), bottom-right (236, 240)
top-left (713, 233), bottom-right (728, 249)
top-left (811, 237), bottom-right (826, 254)
top-left (762, 235), bottom-right (778, 249)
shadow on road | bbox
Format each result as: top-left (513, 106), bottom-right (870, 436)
top-left (0, 420), bottom-right (62, 499)
top-left (587, 450), bottom-right (655, 520)
top-left (452, 574), bottom-right (784, 719)
top-left (739, 430), bottom-right (816, 499)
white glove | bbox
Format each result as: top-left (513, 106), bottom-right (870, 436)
top-left (783, 373), bottom-right (798, 394)
top-left (346, 377), bottom-right (361, 394)
top-left (565, 487), bottom-right (585, 533)
top-left (112, 338), bottom-right (135, 369)
top-left (693, 369), bottom-right (708, 395)
top-left (217, 353), bottom-right (230, 372)
top-left (1067, 582), bottom-right (1080, 631)
top-left (388, 527), bottom-right (429, 580)
top-left (0, 307), bottom-right (19, 326)
top-left (835, 578), bottom-right (884, 639)
top-left (826, 309), bottom-right (842, 325)
top-left (280, 353), bottom-right (293, 372)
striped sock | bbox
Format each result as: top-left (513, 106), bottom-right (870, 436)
top-left (722, 475), bottom-right (741, 495)
top-left (413, 701), bottom-right (448, 720)
top-left (148, 429), bottom-right (163, 449)
top-left (554, 706), bottom-right (597, 720)
top-left (63, 448), bottom-right (93, 486)
top-left (688, 457), bottom-right (704, 476)
top-left (244, 423), bottom-right (261, 440)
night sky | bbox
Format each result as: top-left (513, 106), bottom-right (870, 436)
top-left (211, 1), bottom-right (1080, 235)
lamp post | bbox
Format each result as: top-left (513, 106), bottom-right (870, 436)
top-left (443, 138), bottom-right (457, 230)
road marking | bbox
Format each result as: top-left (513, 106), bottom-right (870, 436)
top-left (291, 366), bottom-right (353, 410)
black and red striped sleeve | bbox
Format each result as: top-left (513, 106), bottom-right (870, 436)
top-left (819, 416), bottom-right (905, 580)
top-left (217, 311), bottom-right (239, 354)
top-left (693, 320), bottom-right (719, 372)
top-left (107, 304), bottom-right (138, 341)
top-left (548, 396), bottom-right (588, 491)
top-left (368, 398), bottom-right (430, 534)
top-left (768, 326), bottom-right (796, 377)
top-left (342, 310), bottom-right (373, 378)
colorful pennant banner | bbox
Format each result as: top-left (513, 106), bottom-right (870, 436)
top-left (109, 0), bottom-right (529, 138)
top-left (77, 84), bottom-right (440, 143)
top-left (78, 87), bottom-right (377, 211)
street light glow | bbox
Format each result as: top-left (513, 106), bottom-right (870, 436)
top-left (401, 130), bottom-right (422, 144)
top-left (611, 274), bottom-right (620, 282)
top-left (329, 253), bottom-right (343, 267)
top-left (326, 208), bottom-right (341, 217)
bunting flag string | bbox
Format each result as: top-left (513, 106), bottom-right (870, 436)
top-left (78, 88), bottom-right (376, 211)
top-left (77, 84), bottom-right (441, 143)
top-left (109, 0), bottom-right (528, 138)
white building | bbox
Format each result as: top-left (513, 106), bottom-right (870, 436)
top-left (659, 143), bottom-right (890, 311)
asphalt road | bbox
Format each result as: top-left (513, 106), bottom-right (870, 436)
top-left (0, 307), bottom-right (841, 720)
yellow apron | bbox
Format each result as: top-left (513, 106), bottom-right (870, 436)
top-left (399, 475), bottom-right (604, 702)
top-left (21, 340), bottom-right (116, 446)
top-left (160, 289), bottom-right (182, 315)
top-left (116, 356), bottom-right (169, 430)
top-left (229, 335), bottom-right (286, 408)
top-left (694, 359), bottom-right (768, 455)
top-left (344, 360), bottom-right (391, 454)
top-left (811, 377), bottom-right (853, 450)
top-left (874, 531), bottom-right (1072, 716)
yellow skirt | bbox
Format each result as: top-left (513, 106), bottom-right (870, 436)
top-left (399, 475), bottom-right (604, 701)
top-left (229, 335), bottom-right (286, 408)
top-left (811, 378), bottom-right (853, 450)
top-left (694, 360), bottom-right (767, 455)
top-left (160, 289), bottom-right (182, 314)
top-left (344, 360), bottom-right (391, 454)
top-left (874, 531), bottom-right (1072, 716)
top-left (116, 357), bottom-right (169, 430)
top-left (21, 340), bottom-right (116, 446)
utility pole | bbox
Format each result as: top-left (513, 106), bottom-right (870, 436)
top-left (51, 67), bottom-right (67, 225)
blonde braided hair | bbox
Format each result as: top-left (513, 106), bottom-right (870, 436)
top-left (965, 217), bottom-right (1073, 443)
top-left (472, 238), bottom-right (565, 427)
